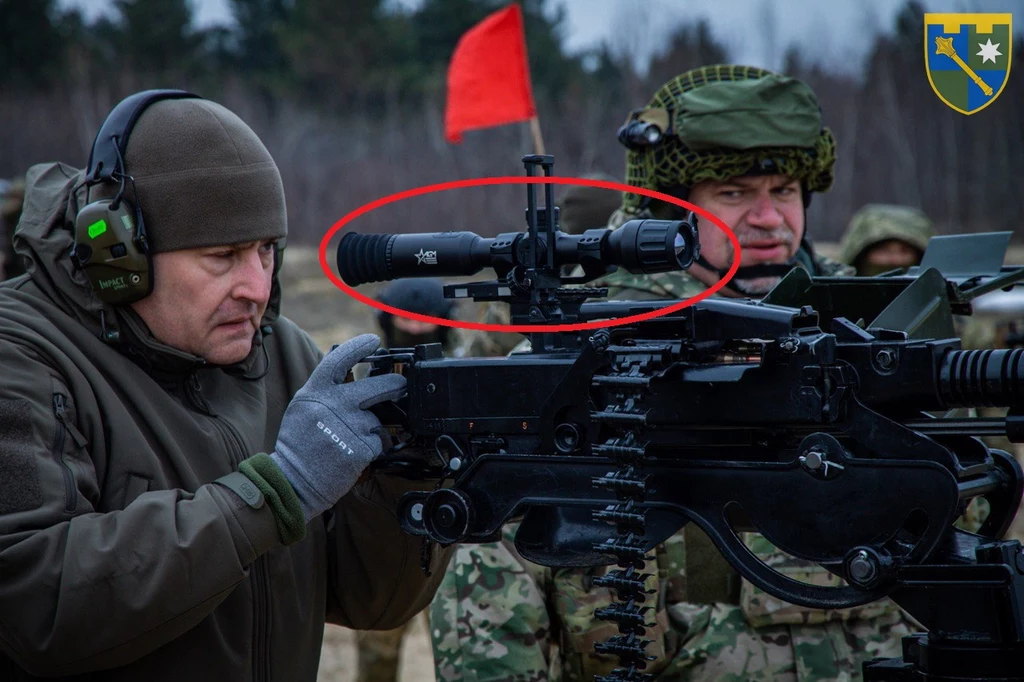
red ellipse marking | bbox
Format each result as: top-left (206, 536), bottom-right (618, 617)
top-left (318, 176), bottom-right (740, 333)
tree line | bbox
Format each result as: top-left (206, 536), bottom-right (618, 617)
top-left (0, 0), bottom-right (1020, 244)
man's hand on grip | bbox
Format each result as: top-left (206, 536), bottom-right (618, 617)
top-left (271, 334), bottom-right (407, 522)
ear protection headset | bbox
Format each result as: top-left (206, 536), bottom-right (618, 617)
top-left (72, 89), bottom-right (200, 306)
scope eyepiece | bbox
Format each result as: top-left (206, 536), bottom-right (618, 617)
top-left (603, 217), bottom-right (699, 274)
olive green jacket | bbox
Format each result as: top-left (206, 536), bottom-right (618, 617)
top-left (0, 162), bottom-right (449, 681)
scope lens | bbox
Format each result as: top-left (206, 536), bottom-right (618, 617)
top-left (673, 232), bottom-right (686, 260)
top-left (643, 124), bottom-right (662, 144)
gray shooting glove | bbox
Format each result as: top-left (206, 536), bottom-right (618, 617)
top-left (271, 333), bottom-right (407, 522)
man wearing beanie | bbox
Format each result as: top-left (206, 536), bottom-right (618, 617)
top-left (430, 67), bottom-right (910, 682)
top-left (0, 91), bottom-right (451, 680)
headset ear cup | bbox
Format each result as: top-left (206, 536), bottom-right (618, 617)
top-left (74, 89), bottom-right (200, 308)
top-left (74, 197), bottom-right (152, 305)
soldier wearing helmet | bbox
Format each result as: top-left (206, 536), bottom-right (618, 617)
top-left (430, 66), bottom-right (911, 682)
top-left (837, 204), bottom-right (933, 277)
top-left (596, 64), bottom-right (850, 302)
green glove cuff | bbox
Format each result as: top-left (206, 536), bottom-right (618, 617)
top-left (239, 453), bottom-right (307, 545)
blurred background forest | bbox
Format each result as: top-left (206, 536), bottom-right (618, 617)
top-left (1, 0), bottom-right (1022, 245)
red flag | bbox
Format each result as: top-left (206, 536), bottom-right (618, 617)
top-left (444, 3), bottom-right (537, 143)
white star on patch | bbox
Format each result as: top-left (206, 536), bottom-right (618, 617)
top-left (977, 38), bottom-right (1002, 64)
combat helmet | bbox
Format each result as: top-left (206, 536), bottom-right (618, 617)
top-left (618, 64), bottom-right (836, 215)
top-left (838, 204), bottom-right (933, 267)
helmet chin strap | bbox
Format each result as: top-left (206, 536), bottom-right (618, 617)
top-left (694, 255), bottom-right (795, 295)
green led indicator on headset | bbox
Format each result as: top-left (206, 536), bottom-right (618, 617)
top-left (87, 219), bottom-right (108, 239)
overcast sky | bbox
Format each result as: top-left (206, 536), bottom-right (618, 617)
top-left (58, 0), bottom-right (1023, 76)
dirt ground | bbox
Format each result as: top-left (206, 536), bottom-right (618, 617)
top-left (316, 619), bottom-right (436, 682)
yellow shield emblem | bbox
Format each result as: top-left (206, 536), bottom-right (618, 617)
top-left (925, 13), bottom-right (1012, 115)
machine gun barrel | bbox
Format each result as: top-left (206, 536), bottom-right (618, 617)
top-left (939, 348), bottom-right (1024, 408)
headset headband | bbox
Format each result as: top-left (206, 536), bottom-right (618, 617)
top-left (86, 89), bottom-right (200, 183)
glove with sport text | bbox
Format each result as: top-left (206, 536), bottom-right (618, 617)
top-left (271, 334), bottom-right (406, 522)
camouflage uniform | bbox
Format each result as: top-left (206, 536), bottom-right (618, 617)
top-left (452, 303), bottom-right (521, 358)
top-left (431, 66), bottom-right (915, 681)
top-left (836, 204), bottom-right (933, 276)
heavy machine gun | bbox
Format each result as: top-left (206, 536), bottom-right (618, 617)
top-left (336, 156), bottom-right (1024, 681)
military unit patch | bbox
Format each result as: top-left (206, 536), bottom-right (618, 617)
top-left (925, 13), bottom-right (1012, 115)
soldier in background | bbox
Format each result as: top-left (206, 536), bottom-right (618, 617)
top-left (558, 174), bottom-right (622, 236)
top-left (375, 277), bottom-right (455, 350)
top-left (836, 204), bottom-right (932, 276)
top-left (355, 276), bottom-right (455, 682)
top-left (1, 177), bottom-right (27, 279)
top-left (835, 206), bottom-right (1004, 536)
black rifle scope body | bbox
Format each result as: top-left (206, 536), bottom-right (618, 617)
top-left (336, 218), bottom-right (699, 286)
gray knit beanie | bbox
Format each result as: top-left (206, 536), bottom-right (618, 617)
top-left (115, 98), bottom-right (287, 253)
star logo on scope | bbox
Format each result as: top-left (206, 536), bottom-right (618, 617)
top-left (415, 248), bottom-right (438, 265)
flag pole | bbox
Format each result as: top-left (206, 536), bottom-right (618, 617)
top-left (529, 116), bottom-right (546, 155)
